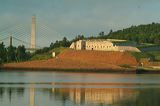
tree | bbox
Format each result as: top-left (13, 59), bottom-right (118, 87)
top-left (71, 35), bottom-right (85, 42)
top-left (99, 31), bottom-right (105, 36)
top-left (16, 45), bottom-right (27, 61)
top-left (61, 37), bottom-right (71, 47)
top-left (7, 46), bottom-right (16, 62)
top-left (0, 42), bottom-right (7, 63)
top-left (49, 37), bottom-right (71, 50)
top-left (109, 29), bottom-right (113, 34)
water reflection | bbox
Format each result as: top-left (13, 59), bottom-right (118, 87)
top-left (0, 86), bottom-right (160, 106)
top-left (50, 88), bottom-right (138, 105)
top-left (1, 72), bottom-right (160, 106)
top-left (0, 88), bottom-right (139, 106)
top-left (114, 89), bottom-right (160, 106)
top-left (29, 88), bottom-right (35, 106)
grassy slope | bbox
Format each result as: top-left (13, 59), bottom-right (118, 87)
top-left (131, 51), bottom-right (160, 62)
top-left (112, 40), bottom-right (160, 62)
top-left (31, 47), bottom-right (69, 60)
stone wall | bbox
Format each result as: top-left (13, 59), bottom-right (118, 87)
top-left (118, 46), bottom-right (141, 52)
top-left (70, 42), bottom-right (76, 49)
top-left (70, 39), bottom-right (140, 52)
top-left (85, 40), bottom-right (118, 51)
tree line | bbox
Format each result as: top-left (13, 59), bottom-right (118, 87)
top-left (70, 23), bottom-right (160, 44)
top-left (0, 43), bottom-right (30, 64)
top-left (53, 23), bottom-right (160, 45)
top-left (106, 22), bottom-right (160, 44)
top-left (34, 37), bottom-right (71, 54)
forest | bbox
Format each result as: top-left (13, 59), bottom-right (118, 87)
top-left (105, 22), bottom-right (160, 44)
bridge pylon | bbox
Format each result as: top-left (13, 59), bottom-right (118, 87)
top-left (9, 35), bottom-right (12, 46)
top-left (30, 15), bottom-right (36, 49)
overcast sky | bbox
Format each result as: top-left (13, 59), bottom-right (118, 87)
top-left (0, 0), bottom-right (160, 42)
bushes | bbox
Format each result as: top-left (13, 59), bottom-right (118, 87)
top-left (119, 64), bottom-right (132, 68)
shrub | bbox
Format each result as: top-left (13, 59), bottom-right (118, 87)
top-left (119, 64), bottom-right (132, 68)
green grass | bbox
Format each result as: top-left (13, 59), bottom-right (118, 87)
top-left (147, 51), bottom-right (160, 61)
top-left (113, 40), bottom-right (137, 46)
top-left (30, 47), bottom-right (69, 61)
top-left (30, 53), bottom-right (52, 60)
top-left (131, 51), bottom-right (160, 62)
top-left (138, 44), bottom-right (160, 48)
top-left (49, 47), bottom-right (69, 55)
top-left (119, 64), bottom-right (132, 68)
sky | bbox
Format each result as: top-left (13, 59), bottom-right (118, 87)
top-left (0, 0), bottom-right (160, 46)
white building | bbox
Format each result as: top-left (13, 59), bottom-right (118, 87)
top-left (70, 39), bottom-right (140, 52)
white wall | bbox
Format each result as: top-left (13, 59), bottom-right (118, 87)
top-left (85, 41), bottom-right (118, 51)
top-left (69, 40), bottom-right (140, 52)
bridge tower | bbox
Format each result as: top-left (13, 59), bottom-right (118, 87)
top-left (9, 35), bottom-right (12, 46)
top-left (30, 16), bottom-right (36, 49)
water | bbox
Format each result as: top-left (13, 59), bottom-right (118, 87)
top-left (0, 71), bottom-right (160, 106)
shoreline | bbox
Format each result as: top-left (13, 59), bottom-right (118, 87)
top-left (1, 50), bottom-right (159, 74)
top-left (0, 66), bottom-right (137, 73)
top-left (0, 66), bottom-right (160, 74)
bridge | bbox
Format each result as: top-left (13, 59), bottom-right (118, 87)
top-left (0, 16), bottom-right (63, 50)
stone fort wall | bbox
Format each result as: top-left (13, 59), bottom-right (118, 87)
top-left (70, 40), bottom-right (140, 52)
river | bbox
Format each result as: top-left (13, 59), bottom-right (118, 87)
top-left (0, 71), bottom-right (160, 106)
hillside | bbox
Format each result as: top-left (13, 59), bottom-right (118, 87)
top-left (59, 50), bottom-right (137, 66)
top-left (105, 23), bottom-right (160, 44)
top-left (3, 50), bottom-right (138, 71)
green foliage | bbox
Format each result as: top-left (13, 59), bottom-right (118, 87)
top-left (0, 43), bottom-right (30, 63)
top-left (147, 51), bottom-right (160, 61)
top-left (131, 52), bottom-right (151, 62)
top-left (31, 47), bottom-right (68, 60)
top-left (31, 53), bottom-right (52, 60)
top-left (119, 64), bottom-right (131, 68)
top-left (0, 42), bottom-right (7, 63)
top-left (155, 56), bottom-right (160, 61)
top-left (34, 47), bottom-right (50, 54)
top-left (70, 23), bottom-right (160, 45)
top-left (16, 45), bottom-right (30, 62)
top-left (131, 51), bottom-right (160, 62)
top-left (50, 47), bottom-right (68, 55)
top-left (107, 23), bottom-right (160, 44)
top-left (32, 36), bottom-right (71, 60)
top-left (7, 46), bottom-right (16, 62)
top-left (50, 37), bottom-right (71, 49)
top-left (71, 35), bottom-right (85, 42)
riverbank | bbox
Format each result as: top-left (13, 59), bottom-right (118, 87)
top-left (1, 50), bottom-right (159, 73)
top-left (0, 50), bottom-right (137, 72)
top-left (1, 66), bottom-right (160, 74)
top-left (136, 67), bottom-right (160, 74)
top-left (0, 67), bottom-right (137, 73)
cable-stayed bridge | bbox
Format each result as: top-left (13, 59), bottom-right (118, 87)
top-left (0, 16), bottom-right (63, 50)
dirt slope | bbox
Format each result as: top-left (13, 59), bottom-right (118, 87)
top-left (58, 50), bottom-right (137, 66)
top-left (3, 50), bottom-right (138, 70)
